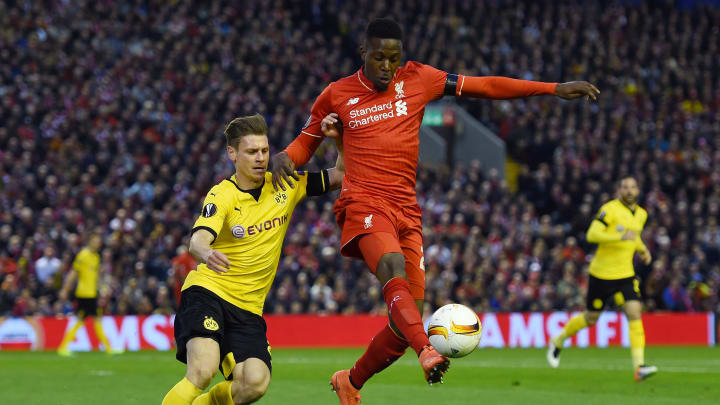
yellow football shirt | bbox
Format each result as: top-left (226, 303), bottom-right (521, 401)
top-left (183, 171), bottom-right (323, 316)
top-left (73, 247), bottom-right (100, 298)
top-left (587, 199), bottom-right (648, 280)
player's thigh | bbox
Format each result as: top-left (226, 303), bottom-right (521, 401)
top-left (358, 232), bottom-right (405, 284)
top-left (615, 277), bottom-right (642, 306)
top-left (221, 304), bottom-right (272, 381)
top-left (174, 287), bottom-right (225, 369)
top-left (586, 275), bottom-right (613, 311)
top-left (186, 337), bottom-right (221, 371)
top-left (76, 298), bottom-right (97, 319)
top-left (335, 199), bottom-right (400, 268)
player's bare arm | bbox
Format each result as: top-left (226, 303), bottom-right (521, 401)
top-left (323, 113), bottom-right (345, 190)
top-left (189, 229), bottom-right (230, 274)
top-left (636, 232), bottom-right (652, 265)
top-left (58, 269), bottom-right (77, 300)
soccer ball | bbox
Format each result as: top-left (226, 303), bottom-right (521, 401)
top-left (427, 304), bottom-right (482, 358)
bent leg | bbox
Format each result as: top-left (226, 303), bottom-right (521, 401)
top-left (553, 311), bottom-right (597, 347)
top-left (372, 252), bottom-right (429, 355)
top-left (163, 337), bottom-right (218, 405)
top-left (231, 358), bottom-right (271, 404)
top-left (185, 337), bottom-right (221, 390)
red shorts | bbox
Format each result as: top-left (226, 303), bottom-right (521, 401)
top-left (334, 194), bottom-right (425, 300)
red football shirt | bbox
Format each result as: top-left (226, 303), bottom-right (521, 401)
top-left (292, 61), bottom-right (447, 206)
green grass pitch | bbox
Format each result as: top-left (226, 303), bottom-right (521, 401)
top-left (2, 347), bottom-right (718, 404)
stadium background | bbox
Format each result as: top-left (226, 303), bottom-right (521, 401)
top-left (0, 0), bottom-right (718, 350)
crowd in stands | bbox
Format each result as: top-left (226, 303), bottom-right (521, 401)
top-left (1, 0), bottom-right (718, 318)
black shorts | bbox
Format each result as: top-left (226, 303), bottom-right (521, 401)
top-left (586, 275), bottom-right (641, 311)
top-left (75, 297), bottom-right (99, 318)
top-left (174, 286), bottom-right (272, 379)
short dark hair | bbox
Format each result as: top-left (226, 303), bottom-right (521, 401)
top-left (617, 176), bottom-right (637, 188)
top-left (366, 18), bottom-right (402, 41)
top-left (224, 114), bottom-right (268, 148)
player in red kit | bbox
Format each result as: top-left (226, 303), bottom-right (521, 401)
top-left (272, 18), bottom-right (599, 404)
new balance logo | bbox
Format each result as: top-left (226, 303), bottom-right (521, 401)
top-left (364, 214), bottom-right (373, 229)
top-left (395, 100), bottom-right (407, 116)
top-left (347, 97), bottom-right (359, 105)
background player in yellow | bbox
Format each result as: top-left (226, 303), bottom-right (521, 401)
top-left (161, 114), bottom-right (343, 405)
top-left (547, 177), bottom-right (657, 381)
top-left (57, 233), bottom-right (119, 356)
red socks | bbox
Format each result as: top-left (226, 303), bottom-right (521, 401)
top-left (349, 324), bottom-right (408, 389)
top-left (382, 277), bottom-right (430, 355)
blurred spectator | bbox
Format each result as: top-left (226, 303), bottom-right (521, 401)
top-left (34, 246), bottom-right (61, 284)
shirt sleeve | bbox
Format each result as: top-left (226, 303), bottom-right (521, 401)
top-left (305, 169), bottom-right (330, 196)
top-left (285, 85), bottom-right (333, 166)
top-left (594, 206), bottom-right (611, 227)
top-left (586, 205), bottom-right (622, 244)
top-left (72, 251), bottom-right (84, 272)
top-left (416, 63), bottom-right (449, 103)
top-left (191, 186), bottom-right (229, 244)
top-left (456, 75), bottom-right (557, 99)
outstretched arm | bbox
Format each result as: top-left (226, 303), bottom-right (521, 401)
top-left (272, 86), bottom-right (333, 191)
top-left (452, 74), bottom-right (599, 101)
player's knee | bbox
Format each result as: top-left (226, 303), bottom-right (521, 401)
top-left (625, 308), bottom-right (642, 321)
top-left (186, 365), bottom-right (216, 389)
top-left (376, 253), bottom-right (407, 283)
top-left (584, 312), bottom-right (600, 326)
top-left (235, 372), bottom-right (269, 403)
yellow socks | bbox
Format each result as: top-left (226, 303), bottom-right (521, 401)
top-left (192, 381), bottom-right (233, 405)
top-left (629, 319), bottom-right (646, 369)
top-left (553, 314), bottom-right (588, 347)
top-left (162, 378), bottom-right (203, 405)
top-left (58, 320), bottom-right (83, 351)
top-left (93, 319), bottom-right (113, 352)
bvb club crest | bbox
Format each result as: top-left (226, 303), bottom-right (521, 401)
top-left (203, 316), bottom-right (219, 331)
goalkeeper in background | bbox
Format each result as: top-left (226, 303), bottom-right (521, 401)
top-left (547, 177), bottom-right (657, 381)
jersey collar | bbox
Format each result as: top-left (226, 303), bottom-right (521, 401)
top-left (357, 65), bottom-right (402, 93)
top-left (616, 198), bottom-right (637, 215)
top-left (356, 67), bottom-right (376, 92)
top-left (227, 174), bottom-right (264, 202)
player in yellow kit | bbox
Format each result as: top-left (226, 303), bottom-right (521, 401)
top-left (161, 114), bottom-right (344, 405)
top-left (547, 177), bottom-right (657, 381)
top-left (57, 233), bottom-right (118, 356)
